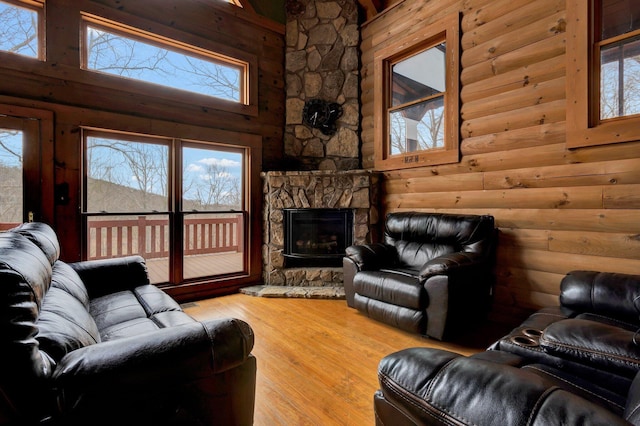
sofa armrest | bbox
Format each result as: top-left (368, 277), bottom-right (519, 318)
top-left (560, 270), bottom-right (640, 323)
top-left (418, 251), bottom-right (487, 280)
top-left (55, 318), bottom-right (253, 380)
top-left (53, 318), bottom-right (253, 408)
top-left (344, 243), bottom-right (397, 271)
top-left (419, 252), bottom-right (494, 340)
top-left (376, 347), bottom-right (629, 426)
top-left (540, 318), bottom-right (640, 378)
top-left (69, 255), bottom-right (150, 298)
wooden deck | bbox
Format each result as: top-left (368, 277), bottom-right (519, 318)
top-left (185, 294), bottom-right (511, 426)
top-left (145, 252), bottom-right (244, 283)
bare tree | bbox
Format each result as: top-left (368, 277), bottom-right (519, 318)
top-left (185, 162), bottom-right (241, 210)
top-left (0, 129), bottom-right (22, 222)
top-left (87, 138), bottom-right (168, 212)
top-left (601, 55), bottom-right (640, 119)
top-left (0, 129), bottom-right (22, 165)
top-left (418, 105), bottom-right (445, 150)
top-left (86, 28), bottom-right (171, 79)
top-left (0, 3), bottom-right (38, 57)
top-left (85, 26), bottom-right (241, 101)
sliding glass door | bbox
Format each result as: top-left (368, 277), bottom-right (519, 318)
top-left (83, 130), bottom-right (247, 286)
top-left (181, 144), bottom-right (244, 280)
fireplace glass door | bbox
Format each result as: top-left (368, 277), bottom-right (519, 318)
top-left (283, 208), bottom-right (353, 267)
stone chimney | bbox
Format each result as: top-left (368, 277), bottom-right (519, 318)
top-left (284, 0), bottom-right (361, 171)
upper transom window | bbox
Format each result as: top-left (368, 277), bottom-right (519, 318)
top-left (81, 15), bottom-right (248, 104)
top-left (0, 0), bottom-right (44, 60)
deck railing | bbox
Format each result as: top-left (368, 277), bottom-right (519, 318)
top-left (88, 215), bottom-right (243, 260)
top-left (0, 223), bottom-right (19, 231)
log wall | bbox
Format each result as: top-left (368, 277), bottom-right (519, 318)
top-left (361, 0), bottom-right (640, 321)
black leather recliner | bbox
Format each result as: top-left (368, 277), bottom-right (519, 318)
top-left (0, 222), bottom-right (256, 425)
top-left (374, 271), bottom-right (640, 425)
top-left (343, 212), bottom-right (497, 340)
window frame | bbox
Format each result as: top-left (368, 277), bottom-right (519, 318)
top-left (373, 11), bottom-right (460, 171)
top-left (80, 13), bottom-right (258, 117)
top-left (80, 127), bottom-right (253, 286)
top-left (566, 0), bottom-right (640, 148)
top-left (0, 103), bottom-right (54, 225)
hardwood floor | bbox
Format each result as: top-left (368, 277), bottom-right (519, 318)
top-left (184, 294), bottom-right (512, 426)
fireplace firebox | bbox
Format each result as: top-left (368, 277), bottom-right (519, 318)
top-left (283, 208), bottom-right (353, 267)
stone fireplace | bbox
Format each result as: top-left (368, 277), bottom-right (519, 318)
top-left (261, 170), bottom-right (379, 288)
top-left (284, 0), bottom-right (360, 170)
top-left (241, 1), bottom-right (373, 298)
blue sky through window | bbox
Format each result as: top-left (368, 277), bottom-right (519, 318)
top-left (0, 130), bottom-right (22, 167)
top-left (86, 136), bottom-right (241, 207)
top-left (0, 0), bottom-right (38, 58)
top-left (85, 25), bottom-right (242, 102)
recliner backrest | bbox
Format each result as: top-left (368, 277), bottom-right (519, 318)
top-left (383, 212), bottom-right (495, 268)
top-left (11, 222), bottom-right (60, 266)
top-left (561, 270), bottom-right (640, 326)
top-left (0, 223), bottom-right (101, 421)
top-left (0, 230), bottom-right (55, 419)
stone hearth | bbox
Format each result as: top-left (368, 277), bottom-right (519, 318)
top-left (257, 170), bottom-right (379, 295)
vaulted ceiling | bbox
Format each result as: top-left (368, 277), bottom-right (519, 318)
top-left (242, 0), bottom-right (389, 24)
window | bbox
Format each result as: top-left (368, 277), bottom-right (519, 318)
top-left (374, 12), bottom-right (460, 170)
top-left (0, 125), bottom-right (24, 224)
top-left (0, 0), bottom-right (43, 60)
top-left (0, 104), bottom-right (53, 227)
top-left (567, 0), bottom-right (640, 148)
top-left (81, 15), bottom-right (249, 104)
top-left (83, 129), bottom-right (248, 286)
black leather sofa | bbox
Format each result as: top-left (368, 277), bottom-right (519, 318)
top-left (343, 212), bottom-right (496, 340)
top-left (374, 270), bottom-right (640, 425)
top-left (0, 222), bottom-right (256, 426)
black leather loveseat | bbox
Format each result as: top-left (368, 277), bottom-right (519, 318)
top-left (374, 270), bottom-right (640, 425)
top-left (343, 212), bottom-right (496, 340)
top-left (0, 222), bottom-right (256, 426)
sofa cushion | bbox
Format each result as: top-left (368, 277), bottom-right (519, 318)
top-left (11, 222), bottom-right (60, 266)
top-left (353, 270), bottom-right (425, 309)
top-left (90, 285), bottom-right (192, 341)
top-left (51, 261), bottom-right (91, 309)
top-left (36, 287), bottom-right (101, 361)
top-left (134, 284), bottom-right (183, 313)
top-left (90, 290), bottom-right (149, 336)
top-left (394, 240), bottom-right (454, 268)
top-left (522, 363), bottom-right (626, 416)
top-left (354, 294), bottom-right (425, 333)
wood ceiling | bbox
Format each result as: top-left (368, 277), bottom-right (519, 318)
top-left (357, 0), bottom-right (386, 20)
top-left (240, 0), bottom-right (392, 22)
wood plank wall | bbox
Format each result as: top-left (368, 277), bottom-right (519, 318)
top-left (361, 0), bottom-right (640, 322)
top-left (0, 0), bottom-right (284, 264)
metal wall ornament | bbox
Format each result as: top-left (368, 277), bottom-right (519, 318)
top-left (302, 99), bottom-right (343, 136)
